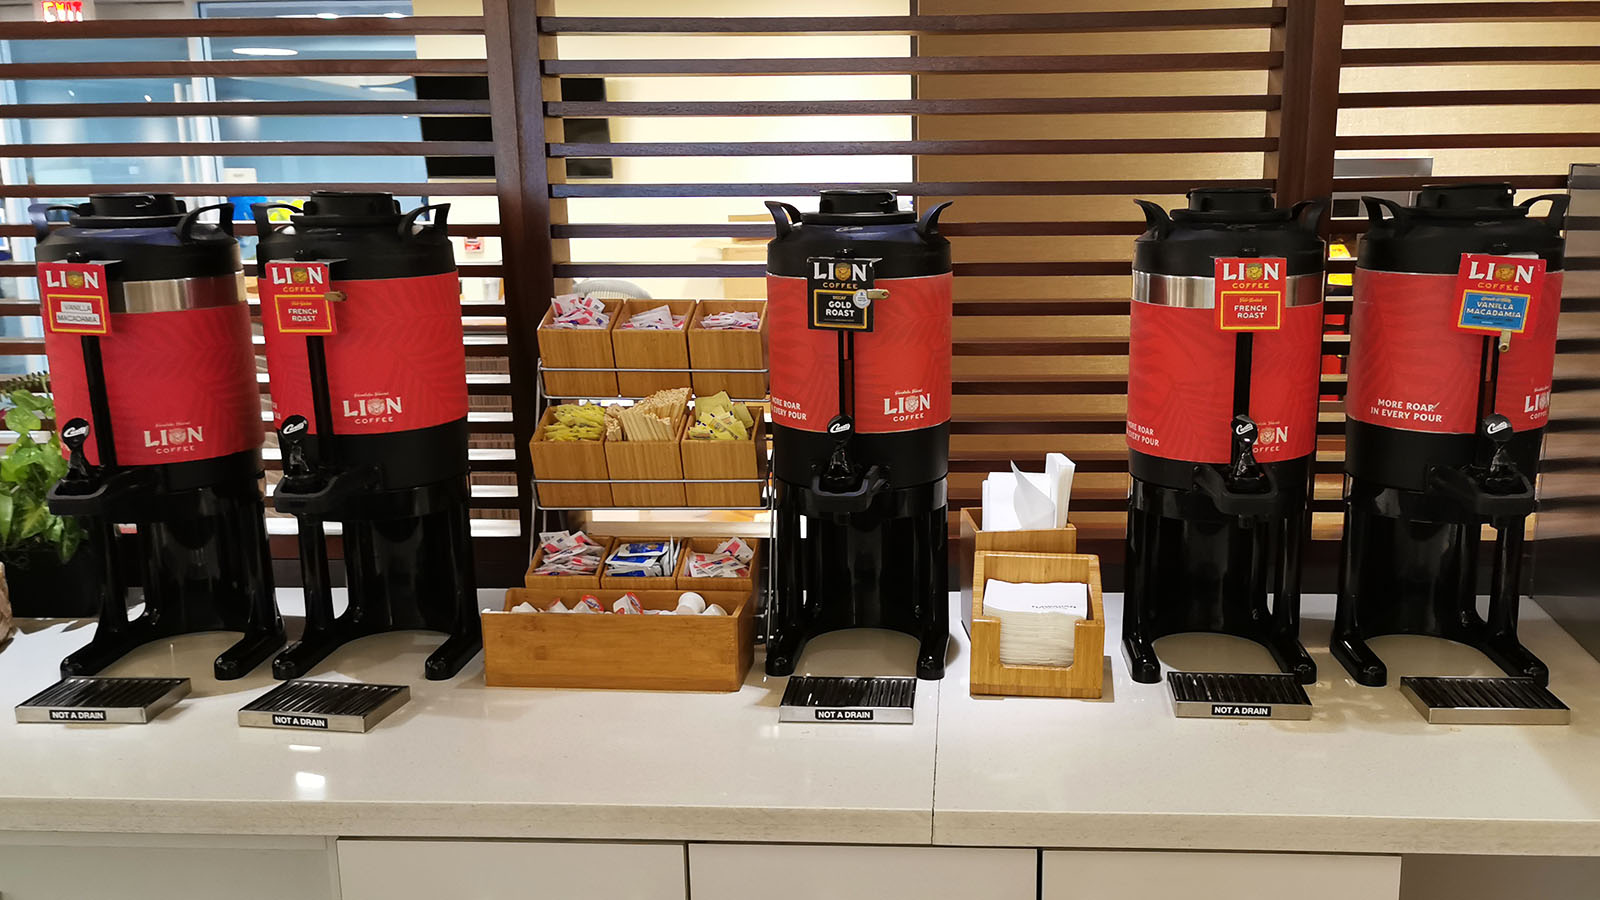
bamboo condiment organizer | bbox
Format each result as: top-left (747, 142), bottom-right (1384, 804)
top-left (680, 412), bottom-right (766, 508)
top-left (537, 298), bottom-right (622, 397)
top-left (529, 405), bottom-right (613, 509)
top-left (485, 588), bottom-right (755, 692)
top-left (604, 411), bottom-right (689, 507)
top-left (970, 551), bottom-right (1105, 699)
top-left (687, 299), bottom-right (768, 400)
top-left (674, 536), bottom-right (761, 594)
top-left (599, 537), bottom-right (685, 590)
top-left (524, 535), bottom-right (615, 589)
top-left (611, 299), bottom-right (698, 396)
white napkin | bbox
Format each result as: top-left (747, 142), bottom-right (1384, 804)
top-left (980, 454), bottom-right (1076, 532)
top-left (983, 579), bottom-right (1088, 667)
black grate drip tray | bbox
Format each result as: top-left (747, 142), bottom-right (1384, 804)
top-left (1400, 676), bottom-right (1570, 725)
top-left (239, 680), bottom-right (410, 733)
top-left (779, 675), bottom-right (916, 724)
top-left (16, 676), bottom-right (190, 724)
top-left (1167, 671), bottom-right (1313, 720)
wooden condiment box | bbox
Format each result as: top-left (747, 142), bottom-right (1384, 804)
top-left (605, 411), bottom-right (688, 507)
top-left (956, 507), bottom-right (1077, 635)
top-left (611, 299), bottom-right (697, 396)
top-left (599, 537), bottom-right (684, 590)
top-left (485, 588), bottom-right (755, 692)
top-left (529, 405), bottom-right (612, 509)
top-left (523, 535), bottom-right (614, 589)
top-left (970, 551), bottom-right (1105, 700)
top-left (679, 412), bottom-right (766, 508)
top-left (538, 298), bottom-right (621, 398)
top-left (674, 536), bottom-right (761, 594)
top-left (687, 299), bottom-right (768, 400)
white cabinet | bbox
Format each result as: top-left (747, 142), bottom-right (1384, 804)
top-left (0, 833), bottom-right (336, 900)
top-left (1042, 850), bottom-right (1400, 900)
top-left (689, 843), bottom-right (1036, 900)
top-left (336, 839), bottom-right (686, 900)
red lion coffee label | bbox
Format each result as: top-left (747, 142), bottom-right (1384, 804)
top-left (1215, 257), bottom-right (1286, 332)
top-left (38, 261), bottom-right (112, 336)
top-left (768, 272), bottom-right (950, 434)
top-left (1454, 253), bottom-right (1544, 335)
top-left (263, 260), bottom-right (336, 335)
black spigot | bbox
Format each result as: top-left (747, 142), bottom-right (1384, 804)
top-left (277, 415), bottom-right (322, 494)
top-left (1226, 414), bottom-right (1269, 492)
top-left (52, 417), bottom-right (101, 497)
top-left (820, 413), bottom-right (859, 491)
top-left (1480, 414), bottom-right (1523, 495)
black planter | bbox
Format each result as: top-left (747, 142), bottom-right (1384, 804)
top-left (4, 547), bottom-right (100, 618)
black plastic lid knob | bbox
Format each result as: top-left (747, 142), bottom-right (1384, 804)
top-left (1416, 182), bottom-right (1516, 213)
top-left (85, 192), bottom-right (185, 218)
top-left (817, 189), bottom-right (899, 216)
top-left (302, 191), bottom-right (402, 219)
top-left (1186, 187), bottom-right (1275, 214)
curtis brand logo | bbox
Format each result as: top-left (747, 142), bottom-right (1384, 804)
top-left (813, 260), bottom-right (871, 282)
top-left (143, 426), bottom-right (203, 453)
top-left (44, 268), bottom-right (100, 290)
top-left (1219, 260), bottom-right (1281, 282)
top-left (1468, 259), bottom-right (1537, 284)
top-left (61, 423), bottom-right (88, 441)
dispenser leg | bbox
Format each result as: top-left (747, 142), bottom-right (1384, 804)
top-left (219, 502), bottom-right (285, 680)
top-left (1267, 505), bottom-right (1317, 684)
top-left (1121, 503), bottom-right (1163, 684)
top-left (914, 506), bottom-right (949, 681)
top-left (765, 494), bottom-right (807, 676)
top-left (423, 500), bottom-right (482, 681)
top-left (1482, 517), bottom-right (1549, 685)
top-left (59, 519), bottom-right (137, 677)
top-left (1332, 501), bottom-right (1387, 686)
top-left (273, 517), bottom-right (341, 680)
top-left (215, 628), bottom-right (286, 681)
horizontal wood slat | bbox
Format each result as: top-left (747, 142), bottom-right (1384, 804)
top-left (545, 221), bottom-right (1149, 239)
top-left (3, 100), bottom-right (492, 119)
top-left (544, 51), bottom-right (1284, 77)
top-left (546, 96), bottom-right (1280, 117)
top-left (0, 60), bottom-right (486, 79)
top-left (0, 182), bottom-right (498, 199)
top-left (0, 223), bottom-right (505, 239)
top-left (1333, 175), bottom-right (1567, 192)
top-left (1, 15), bottom-right (486, 39)
top-left (1342, 47), bottom-right (1600, 66)
top-left (1340, 89), bottom-right (1600, 107)
top-left (2, 141), bottom-right (495, 159)
top-left (947, 472), bottom-right (1347, 503)
top-left (1343, 2), bottom-right (1600, 23)
top-left (551, 179), bottom-right (1269, 198)
top-left (539, 9), bottom-right (1285, 35)
top-left (1336, 133), bottom-right (1600, 150)
top-left (0, 262), bottom-right (504, 278)
top-left (549, 138), bottom-right (1275, 157)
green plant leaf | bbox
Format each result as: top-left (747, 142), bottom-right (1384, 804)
top-left (57, 519), bottom-right (82, 562)
top-left (10, 390), bottom-right (51, 414)
top-left (40, 443), bottom-right (68, 481)
top-left (4, 406), bottom-right (40, 435)
top-left (0, 490), bottom-right (14, 545)
top-left (16, 500), bottom-right (50, 541)
top-left (0, 443), bottom-right (42, 484)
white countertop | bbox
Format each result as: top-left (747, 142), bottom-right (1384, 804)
top-left (3, 589), bottom-right (1599, 855)
top-left (935, 593), bottom-right (1600, 856)
top-left (0, 590), bottom-right (939, 845)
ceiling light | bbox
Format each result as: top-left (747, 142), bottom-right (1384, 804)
top-left (367, 85), bottom-right (408, 93)
top-left (316, 11), bottom-right (338, 18)
top-left (233, 47), bottom-right (299, 57)
top-left (383, 11), bottom-right (406, 17)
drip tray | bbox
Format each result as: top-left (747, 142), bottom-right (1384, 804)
top-left (239, 680), bottom-right (410, 733)
top-left (16, 676), bottom-right (190, 724)
top-left (1400, 676), bottom-right (1570, 725)
top-left (779, 675), bottom-right (916, 724)
top-left (1167, 672), bottom-right (1312, 720)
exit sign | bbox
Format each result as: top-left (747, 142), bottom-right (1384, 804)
top-left (37, 0), bottom-right (92, 22)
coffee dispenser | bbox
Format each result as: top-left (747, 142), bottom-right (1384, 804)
top-left (1123, 188), bottom-right (1326, 684)
top-left (1334, 183), bottom-right (1567, 686)
top-left (255, 193), bottom-right (480, 681)
top-left (764, 190), bottom-right (952, 679)
top-left (34, 193), bottom-right (283, 679)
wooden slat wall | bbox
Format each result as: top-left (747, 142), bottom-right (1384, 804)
top-left (0, 11), bottom-right (531, 578)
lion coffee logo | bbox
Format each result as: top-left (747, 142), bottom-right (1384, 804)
top-left (1215, 257), bottom-right (1286, 332)
top-left (143, 424), bottom-right (204, 455)
top-left (808, 256), bottom-right (878, 332)
top-left (264, 260), bottom-right (336, 335)
top-left (1456, 254), bottom-right (1544, 335)
top-left (38, 261), bottom-right (112, 335)
top-left (883, 391), bottom-right (933, 424)
top-left (342, 394), bottom-right (402, 425)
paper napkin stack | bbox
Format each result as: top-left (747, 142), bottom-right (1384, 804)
top-left (981, 579), bottom-right (1089, 667)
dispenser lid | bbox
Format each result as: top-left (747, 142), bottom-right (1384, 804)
top-left (1411, 182), bottom-right (1523, 219)
top-left (802, 189), bottom-right (916, 225)
top-left (1171, 187), bottom-right (1291, 225)
top-left (69, 193), bottom-right (187, 229)
top-left (294, 191), bottom-right (404, 225)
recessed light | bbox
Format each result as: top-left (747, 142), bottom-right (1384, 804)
top-left (233, 47), bottom-right (299, 57)
top-left (367, 85), bottom-right (408, 93)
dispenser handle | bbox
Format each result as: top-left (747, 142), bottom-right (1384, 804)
top-left (400, 203), bottom-right (451, 242)
top-left (177, 201), bottom-right (235, 242)
top-left (917, 201), bottom-right (954, 238)
top-left (765, 201), bottom-right (802, 238)
top-left (251, 202), bottom-right (301, 238)
top-left (1133, 199), bottom-right (1173, 238)
top-left (1361, 196), bottom-right (1408, 233)
top-left (1518, 193), bottom-right (1570, 232)
top-left (59, 417), bottom-right (94, 484)
top-left (28, 202), bottom-right (82, 242)
top-left (1289, 198), bottom-right (1328, 234)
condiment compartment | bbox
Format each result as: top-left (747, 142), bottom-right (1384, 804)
top-left (611, 299), bottom-right (697, 396)
top-left (687, 299), bottom-right (768, 399)
top-left (957, 507), bottom-right (1077, 635)
top-left (538, 297), bottom-right (622, 397)
top-left (599, 537), bottom-right (685, 590)
top-left (529, 405), bottom-right (612, 508)
top-left (605, 411), bottom-right (688, 507)
top-left (523, 535), bottom-right (615, 589)
top-left (679, 412), bottom-right (766, 508)
top-left (485, 588), bottom-right (755, 691)
top-left (969, 551), bottom-right (1104, 699)
top-left (674, 536), bottom-right (762, 594)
